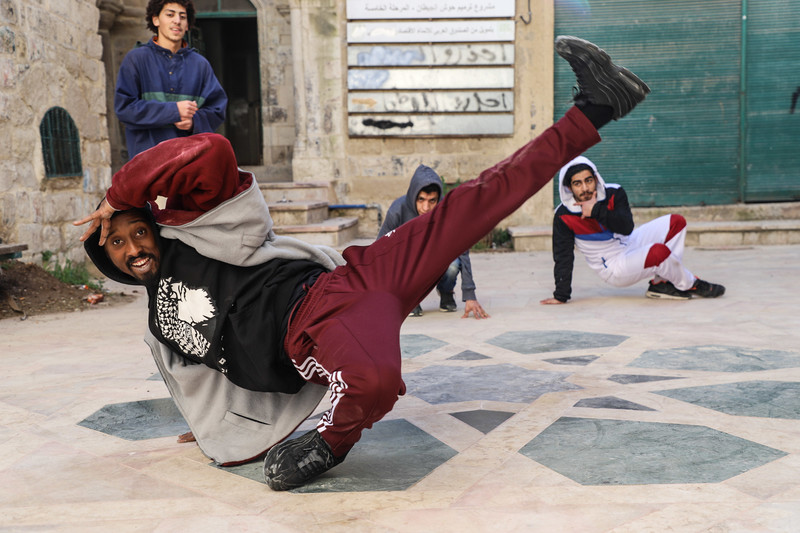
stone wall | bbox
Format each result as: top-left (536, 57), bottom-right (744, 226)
top-left (0, 0), bottom-right (110, 264)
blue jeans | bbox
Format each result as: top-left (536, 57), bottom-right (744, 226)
top-left (436, 258), bottom-right (460, 294)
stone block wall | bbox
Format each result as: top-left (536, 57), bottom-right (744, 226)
top-left (0, 0), bottom-right (110, 265)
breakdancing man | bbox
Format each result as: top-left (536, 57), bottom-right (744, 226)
top-left (75, 36), bottom-right (649, 490)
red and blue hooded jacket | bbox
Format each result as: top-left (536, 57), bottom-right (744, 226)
top-left (550, 156), bottom-right (634, 302)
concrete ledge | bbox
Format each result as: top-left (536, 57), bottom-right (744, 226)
top-left (686, 219), bottom-right (800, 247)
top-left (510, 219), bottom-right (800, 251)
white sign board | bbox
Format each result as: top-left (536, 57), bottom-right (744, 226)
top-left (347, 21), bottom-right (515, 43)
top-left (348, 44), bottom-right (514, 66)
top-left (348, 90), bottom-right (514, 113)
top-left (348, 67), bottom-right (514, 90)
top-left (345, 0), bottom-right (518, 137)
top-left (346, 0), bottom-right (516, 20)
top-left (349, 113), bottom-right (514, 136)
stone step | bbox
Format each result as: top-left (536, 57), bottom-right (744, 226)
top-left (267, 200), bottom-right (329, 226)
top-left (258, 182), bottom-right (331, 203)
top-left (273, 217), bottom-right (359, 247)
top-left (509, 218), bottom-right (800, 251)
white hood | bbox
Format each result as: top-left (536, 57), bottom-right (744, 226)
top-left (557, 155), bottom-right (608, 214)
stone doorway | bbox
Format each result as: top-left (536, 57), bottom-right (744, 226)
top-left (191, 16), bottom-right (263, 166)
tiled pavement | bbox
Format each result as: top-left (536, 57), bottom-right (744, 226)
top-left (2, 245), bottom-right (799, 532)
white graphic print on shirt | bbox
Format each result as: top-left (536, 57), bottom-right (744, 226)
top-left (155, 277), bottom-right (217, 358)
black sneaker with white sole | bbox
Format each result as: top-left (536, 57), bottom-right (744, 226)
top-left (646, 280), bottom-right (691, 300)
top-left (555, 36), bottom-right (650, 120)
top-left (439, 291), bottom-right (457, 312)
top-left (689, 279), bottom-right (725, 298)
top-left (408, 305), bottom-right (423, 317)
top-left (263, 429), bottom-right (345, 491)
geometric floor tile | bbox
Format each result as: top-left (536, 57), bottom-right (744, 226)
top-left (608, 374), bottom-right (684, 384)
top-left (520, 417), bottom-right (787, 485)
top-left (216, 419), bottom-right (457, 493)
top-left (487, 330), bottom-right (628, 354)
top-left (401, 333), bottom-right (448, 358)
top-left (450, 409), bottom-right (514, 433)
top-left (628, 345), bottom-right (800, 372)
top-left (544, 355), bottom-right (599, 366)
top-left (654, 381), bottom-right (800, 419)
top-left (447, 350), bottom-right (491, 361)
top-left (573, 396), bottom-right (656, 411)
top-left (77, 397), bottom-right (189, 440)
top-left (404, 364), bottom-right (581, 404)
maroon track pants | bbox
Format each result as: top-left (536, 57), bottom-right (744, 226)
top-left (284, 107), bottom-right (601, 456)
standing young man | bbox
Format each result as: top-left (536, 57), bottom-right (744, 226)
top-left (378, 164), bottom-right (489, 319)
top-left (114, 0), bottom-right (228, 159)
top-left (540, 155), bottom-right (725, 304)
top-left (77, 36), bottom-right (649, 491)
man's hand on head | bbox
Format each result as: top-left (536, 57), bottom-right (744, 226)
top-left (540, 297), bottom-right (566, 305)
top-left (576, 190), bottom-right (597, 218)
top-left (462, 299), bottom-right (490, 319)
top-left (73, 198), bottom-right (117, 246)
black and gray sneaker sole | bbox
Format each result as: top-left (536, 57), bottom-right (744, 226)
top-left (645, 289), bottom-right (691, 300)
top-left (555, 35), bottom-right (651, 120)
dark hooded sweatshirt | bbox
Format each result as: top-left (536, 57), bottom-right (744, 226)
top-left (377, 164), bottom-right (477, 301)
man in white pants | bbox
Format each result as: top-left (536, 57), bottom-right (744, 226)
top-left (540, 155), bottom-right (725, 304)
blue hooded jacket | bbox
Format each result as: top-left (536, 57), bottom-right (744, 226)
top-left (114, 38), bottom-right (228, 158)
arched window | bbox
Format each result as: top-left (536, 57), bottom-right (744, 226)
top-left (40, 107), bottom-right (82, 178)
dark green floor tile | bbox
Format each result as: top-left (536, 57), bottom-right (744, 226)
top-left (78, 397), bottom-right (188, 440)
top-left (544, 355), bottom-right (599, 366)
top-left (447, 350), bottom-right (490, 361)
top-left (488, 330), bottom-right (627, 354)
top-left (405, 364), bottom-right (581, 404)
top-left (520, 417), bottom-right (786, 485)
top-left (608, 374), bottom-right (683, 384)
top-left (629, 345), bottom-right (800, 372)
top-left (655, 381), bottom-right (800, 419)
top-left (400, 334), bottom-right (448, 358)
top-left (450, 409), bottom-right (514, 433)
top-left (574, 396), bottom-right (656, 411)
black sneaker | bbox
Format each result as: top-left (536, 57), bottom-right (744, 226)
top-left (555, 35), bottom-right (651, 120)
top-left (646, 280), bottom-right (691, 300)
top-left (439, 291), bottom-right (457, 312)
top-left (263, 429), bottom-right (344, 491)
top-left (408, 305), bottom-right (423, 317)
top-left (689, 279), bottom-right (725, 298)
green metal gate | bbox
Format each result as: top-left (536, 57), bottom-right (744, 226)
top-left (743, 1), bottom-right (800, 202)
top-left (554, 0), bottom-right (800, 206)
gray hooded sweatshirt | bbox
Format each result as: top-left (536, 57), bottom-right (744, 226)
top-left (377, 164), bottom-right (477, 301)
top-left (84, 133), bottom-right (345, 465)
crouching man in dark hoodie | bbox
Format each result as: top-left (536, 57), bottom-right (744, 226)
top-left (378, 164), bottom-right (489, 318)
top-left (75, 36), bottom-right (649, 491)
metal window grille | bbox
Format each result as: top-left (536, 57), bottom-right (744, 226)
top-left (40, 107), bottom-right (82, 178)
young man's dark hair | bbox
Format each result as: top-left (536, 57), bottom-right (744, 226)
top-left (563, 163), bottom-right (594, 185)
top-left (419, 183), bottom-right (440, 196)
top-left (146, 0), bottom-right (196, 33)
